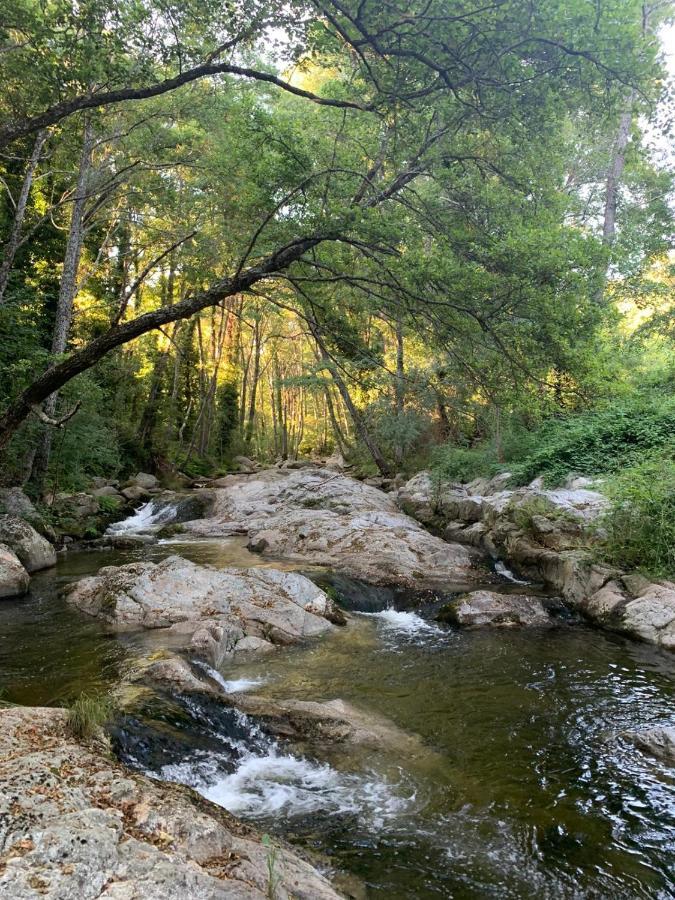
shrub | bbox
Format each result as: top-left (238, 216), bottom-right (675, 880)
top-left (430, 397), bottom-right (675, 488)
top-left (508, 398), bottom-right (675, 486)
top-left (431, 445), bottom-right (501, 482)
top-left (599, 453), bottom-right (675, 578)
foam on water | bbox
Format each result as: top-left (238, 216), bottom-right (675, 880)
top-left (107, 501), bottom-right (177, 535)
top-left (494, 560), bottom-right (530, 585)
top-left (154, 698), bottom-right (415, 826)
top-left (361, 608), bottom-right (442, 635)
top-left (194, 660), bottom-right (267, 694)
top-left (162, 748), bottom-right (414, 825)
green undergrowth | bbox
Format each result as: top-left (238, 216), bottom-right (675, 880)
top-left (598, 452), bottom-right (675, 578)
top-left (432, 397), bottom-right (675, 487)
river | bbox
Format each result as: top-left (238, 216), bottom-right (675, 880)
top-left (0, 535), bottom-right (673, 898)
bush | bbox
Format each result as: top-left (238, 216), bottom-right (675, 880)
top-left (599, 453), bottom-right (675, 578)
top-left (430, 397), bottom-right (675, 488)
top-left (431, 445), bottom-right (501, 482)
top-left (508, 399), bottom-right (675, 486)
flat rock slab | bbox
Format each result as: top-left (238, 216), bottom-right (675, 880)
top-left (0, 706), bottom-right (341, 899)
top-left (65, 555), bottom-right (341, 666)
top-left (439, 590), bottom-right (552, 627)
top-left (185, 467), bottom-right (479, 588)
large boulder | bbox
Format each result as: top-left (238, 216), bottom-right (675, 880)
top-left (65, 555), bottom-right (341, 665)
top-left (438, 590), bottom-right (552, 627)
top-left (128, 471), bottom-right (159, 490)
top-left (0, 705), bottom-right (341, 900)
top-left (0, 515), bottom-right (56, 572)
top-left (0, 544), bottom-right (29, 598)
top-left (121, 483), bottom-right (152, 503)
top-left (185, 467), bottom-right (479, 589)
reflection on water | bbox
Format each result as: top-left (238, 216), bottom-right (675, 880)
top-left (0, 542), bottom-right (674, 898)
top-left (217, 614), bottom-right (675, 899)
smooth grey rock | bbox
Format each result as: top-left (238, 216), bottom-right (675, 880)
top-left (0, 515), bottom-right (56, 572)
top-left (617, 582), bottom-right (675, 650)
top-left (131, 472), bottom-right (159, 489)
top-left (185, 467), bottom-right (478, 588)
top-left (93, 485), bottom-right (124, 500)
top-left (0, 543), bottom-right (29, 598)
top-left (0, 487), bottom-right (38, 521)
top-left (439, 590), bottom-right (552, 627)
top-left (65, 555), bottom-right (339, 665)
top-left (121, 484), bottom-right (151, 503)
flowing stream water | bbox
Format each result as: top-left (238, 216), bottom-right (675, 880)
top-left (0, 534), bottom-right (674, 898)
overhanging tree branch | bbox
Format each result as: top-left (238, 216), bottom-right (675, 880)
top-left (0, 63), bottom-right (371, 150)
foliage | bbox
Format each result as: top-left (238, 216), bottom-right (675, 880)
top-left (599, 452), bottom-right (675, 578)
top-left (66, 691), bottom-right (115, 741)
top-left (508, 399), bottom-right (675, 486)
top-left (261, 834), bottom-right (281, 900)
top-left (431, 396), bottom-right (675, 488)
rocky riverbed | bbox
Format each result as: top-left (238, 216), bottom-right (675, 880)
top-left (0, 463), bottom-right (674, 898)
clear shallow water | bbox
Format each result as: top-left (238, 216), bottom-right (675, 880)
top-left (0, 543), bottom-right (674, 898)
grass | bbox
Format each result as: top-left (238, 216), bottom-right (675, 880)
top-left (65, 691), bottom-right (115, 740)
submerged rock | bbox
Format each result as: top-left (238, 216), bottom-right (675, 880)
top-left (0, 514), bottom-right (56, 572)
top-left (185, 467), bottom-right (479, 588)
top-left (0, 543), bottom-right (29, 598)
top-left (0, 705), bottom-right (342, 899)
top-left (65, 555), bottom-right (341, 665)
top-left (438, 590), bottom-right (552, 627)
top-left (625, 725), bottom-right (675, 765)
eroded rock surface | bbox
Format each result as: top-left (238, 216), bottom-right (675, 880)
top-left (65, 555), bottom-right (341, 665)
top-left (0, 706), bottom-right (342, 899)
top-left (625, 725), bottom-right (675, 765)
top-left (185, 467), bottom-right (478, 588)
top-left (438, 590), bottom-right (552, 628)
top-left (398, 471), bottom-right (675, 651)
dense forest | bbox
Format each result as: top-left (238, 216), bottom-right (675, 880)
top-left (0, 0), bottom-right (671, 488)
top-left (1, 3), bottom-right (675, 898)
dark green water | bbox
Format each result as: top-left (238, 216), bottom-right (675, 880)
top-left (0, 541), bottom-right (674, 899)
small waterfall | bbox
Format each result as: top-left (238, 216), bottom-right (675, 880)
top-left (193, 660), bottom-right (267, 694)
top-left (114, 692), bottom-right (414, 826)
top-left (106, 500), bottom-right (178, 535)
top-left (494, 560), bottom-right (530, 585)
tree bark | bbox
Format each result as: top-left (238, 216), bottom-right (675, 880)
top-left (308, 316), bottom-right (390, 476)
top-left (31, 117), bottom-right (94, 487)
top-left (245, 316), bottom-right (261, 443)
top-left (0, 129), bottom-right (48, 305)
top-left (393, 317), bottom-right (405, 468)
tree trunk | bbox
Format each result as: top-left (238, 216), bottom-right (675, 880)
top-left (393, 318), bottom-right (405, 468)
top-left (245, 316), bottom-right (261, 443)
top-left (308, 317), bottom-right (390, 476)
top-left (602, 98), bottom-right (634, 248)
top-left (31, 117), bottom-right (93, 488)
top-left (0, 234), bottom-right (324, 450)
top-left (0, 129), bottom-right (48, 305)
